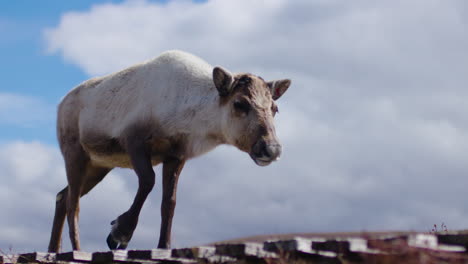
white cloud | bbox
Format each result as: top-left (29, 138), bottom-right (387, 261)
top-left (0, 141), bottom-right (63, 252)
top-left (10, 0), bottom-right (467, 251)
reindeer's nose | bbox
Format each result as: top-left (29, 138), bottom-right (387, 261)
top-left (264, 143), bottom-right (282, 161)
top-left (251, 141), bottom-right (282, 166)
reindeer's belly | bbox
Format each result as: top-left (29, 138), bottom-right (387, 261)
top-left (82, 137), bottom-right (170, 169)
top-left (88, 151), bottom-right (164, 168)
top-left (89, 152), bottom-right (133, 168)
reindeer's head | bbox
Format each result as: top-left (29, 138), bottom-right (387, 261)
top-left (213, 66), bottom-right (291, 166)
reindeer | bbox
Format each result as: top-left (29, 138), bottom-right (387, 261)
top-left (48, 50), bottom-right (291, 252)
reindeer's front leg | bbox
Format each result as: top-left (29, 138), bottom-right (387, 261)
top-left (158, 157), bottom-right (185, 249)
top-left (107, 140), bottom-right (156, 250)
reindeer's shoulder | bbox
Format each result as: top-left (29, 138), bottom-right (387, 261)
top-left (155, 50), bottom-right (207, 63)
top-left (150, 50), bottom-right (212, 74)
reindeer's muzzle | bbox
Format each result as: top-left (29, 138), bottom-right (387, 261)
top-left (250, 140), bottom-right (282, 166)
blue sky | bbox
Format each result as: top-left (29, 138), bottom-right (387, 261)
top-left (0, 1), bottom-right (111, 143)
top-left (1, 0), bottom-right (212, 143)
top-left (2, 0), bottom-right (468, 253)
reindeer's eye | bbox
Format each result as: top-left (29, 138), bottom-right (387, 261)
top-left (233, 101), bottom-right (251, 115)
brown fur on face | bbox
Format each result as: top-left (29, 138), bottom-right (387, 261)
top-left (221, 73), bottom-right (280, 154)
top-left (219, 74), bottom-right (271, 104)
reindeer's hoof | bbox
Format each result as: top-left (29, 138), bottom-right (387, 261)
top-left (117, 242), bottom-right (128, 249)
top-left (106, 233), bottom-right (118, 250)
top-left (107, 218), bottom-right (131, 250)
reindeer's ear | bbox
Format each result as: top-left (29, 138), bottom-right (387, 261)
top-left (213, 66), bottom-right (234, 96)
top-left (268, 79), bottom-right (291, 100)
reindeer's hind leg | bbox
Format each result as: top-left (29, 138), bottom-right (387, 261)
top-left (68, 161), bottom-right (112, 251)
top-left (48, 165), bottom-right (111, 252)
top-left (80, 167), bottom-right (112, 196)
top-left (62, 144), bottom-right (90, 251)
top-left (49, 137), bottom-right (112, 252)
top-left (48, 186), bottom-right (68, 252)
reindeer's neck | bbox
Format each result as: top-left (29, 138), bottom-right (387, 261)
top-left (154, 82), bottom-right (227, 159)
top-left (185, 92), bottom-right (227, 159)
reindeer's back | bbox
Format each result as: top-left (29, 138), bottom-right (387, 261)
top-left (58, 50), bottom-right (215, 150)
